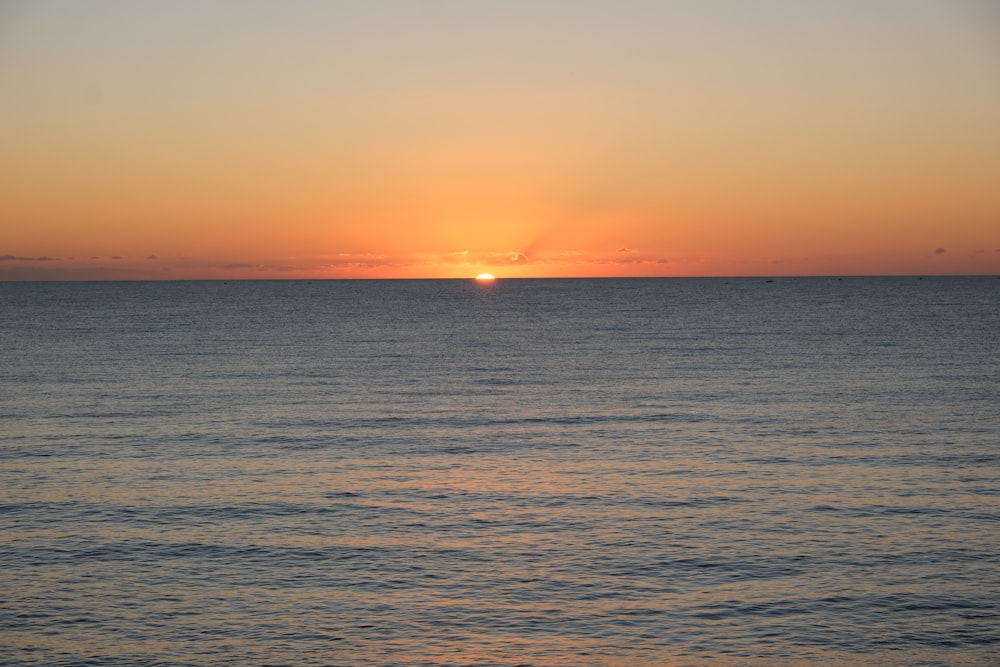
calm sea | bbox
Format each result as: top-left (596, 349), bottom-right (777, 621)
top-left (1, 277), bottom-right (998, 666)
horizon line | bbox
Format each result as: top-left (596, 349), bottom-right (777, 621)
top-left (2, 274), bottom-right (998, 284)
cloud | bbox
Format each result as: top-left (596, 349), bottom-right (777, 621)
top-left (0, 265), bottom-right (134, 280)
top-left (146, 254), bottom-right (159, 260)
top-left (321, 253), bottom-right (419, 269)
top-left (112, 255), bottom-right (123, 260)
top-left (476, 252), bottom-right (530, 265)
top-left (440, 251), bottom-right (472, 264)
top-left (437, 250), bottom-right (531, 266)
top-left (616, 247), bottom-right (638, 254)
top-left (934, 247), bottom-right (946, 254)
top-left (223, 262), bottom-right (297, 271)
top-left (587, 254), bottom-right (670, 266)
top-left (0, 255), bottom-right (57, 261)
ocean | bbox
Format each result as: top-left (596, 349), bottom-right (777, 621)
top-left (1, 277), bottom-right (998, 666)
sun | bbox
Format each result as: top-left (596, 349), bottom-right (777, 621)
top-left (475, 273), bottom-right (496, 282)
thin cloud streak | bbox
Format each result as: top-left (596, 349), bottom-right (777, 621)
top-left (1, 242), bottom-right (996, 281)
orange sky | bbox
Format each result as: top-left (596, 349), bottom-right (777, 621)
top-left (1, 1), bottom-right (998, 280)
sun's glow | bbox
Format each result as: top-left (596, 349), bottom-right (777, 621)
top-left (475, 273), bottom-right (496, 282)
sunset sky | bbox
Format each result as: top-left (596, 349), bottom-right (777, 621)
top-left (1, 0), bottom-right (998, 279)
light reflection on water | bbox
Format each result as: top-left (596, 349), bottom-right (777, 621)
top-left (1, 278), bottom-right (998, 666)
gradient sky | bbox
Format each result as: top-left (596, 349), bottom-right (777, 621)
top-left (2, 0), bottom-right (998, 279)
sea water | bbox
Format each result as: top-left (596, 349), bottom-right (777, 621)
top-left (1, 277), bottom-right (998, 666)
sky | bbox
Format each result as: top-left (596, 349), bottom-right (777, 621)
top-left (1, 0), bottom-right (998, 280)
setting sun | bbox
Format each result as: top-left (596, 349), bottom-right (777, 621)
top-left (475, 273), bottom-right (496, 282)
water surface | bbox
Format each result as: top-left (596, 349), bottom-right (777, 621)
top-left (1, 277), bottom-right (998, 665)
